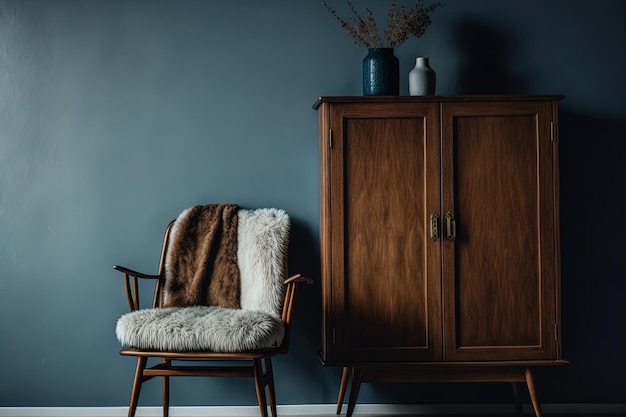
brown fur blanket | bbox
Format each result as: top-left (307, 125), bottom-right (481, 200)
top-left (163, 204), bottom-right (240, 308)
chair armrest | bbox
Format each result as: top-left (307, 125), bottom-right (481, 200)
top-left (114, 265), bottom-right (163, 312)
top-left (282, 274), bottom-right (313, 325)
top-left (113, 265), bottom-right (160, 280)
top-left (284, 273), bottom-right (314, 285)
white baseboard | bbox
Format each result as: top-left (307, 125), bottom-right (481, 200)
top-left (1, 403), bottom-right (625, 416)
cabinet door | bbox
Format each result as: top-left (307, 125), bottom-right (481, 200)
top-left (320, 102), bottom-right (442, 363)
top-left (440, 101), bottom-right (559, 361)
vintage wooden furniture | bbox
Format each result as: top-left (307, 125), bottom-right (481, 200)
top-left (114, 207), bottom-right (312, 417)
top-left (314, 96), bottom-right (567, 417)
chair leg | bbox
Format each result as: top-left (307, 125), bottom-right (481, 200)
top-left (336, 367), bottom-right (351, 415)
top-left (525, 367), bottom-right (542, 417)
top-left (127, 357), bottom-right (147, 417)
top-left (264, 358), bottom-right (278, 417)
top-left (253, 359), bottom-right (269, 417)
top-left (511, 382), bottom-right (523, 415)
top-left (346, 367), bottom-right (363, 417)
top-left (162, 359), bottom-right (170, 417)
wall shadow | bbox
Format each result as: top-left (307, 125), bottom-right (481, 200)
top-left (536, 108), bottom-right (626, 402)
top-left (277, 216), bottom-right (337, 400)
top-left (454, 19), bottom-right (526, 94)
top-left (288, 216), bottom-right (322, 347)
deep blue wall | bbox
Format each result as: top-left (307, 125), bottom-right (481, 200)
top-left (1, 0), bottom-right (625, 407)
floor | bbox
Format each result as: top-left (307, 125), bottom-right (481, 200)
top-left (298, 412), bottom-right (626, 417)
top-left (288, 410), bottom-right (626, 417)
top-left (320, 408), bottom-right (626, 417)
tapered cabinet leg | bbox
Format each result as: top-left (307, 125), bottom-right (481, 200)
top-left (128, 357), bottom-right (147, 417)
top-left (346, 367), bottom-right (363, 417)
top-left (336, 367), bottom-right (351, 414)
top-left (253, 359), bottom-right (269, 417)
top-left (511, 382), bottom-right (523, 415)
top-left (525, 368), bottom-right (542, 417)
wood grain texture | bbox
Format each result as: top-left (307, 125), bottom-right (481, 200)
top-left (345, 117), bottom-right (427, 347)
top-left (316, 97), bottom-right (562, 368)
top-left (441, 101), bottom-right (558, 361)
top-left (321, 102), bottom-right (441, 363)
top-left (455, 115), bottom-right (539, 346)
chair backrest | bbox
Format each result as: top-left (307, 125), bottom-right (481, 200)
top-left (158, 207), bottom-right (290, 318)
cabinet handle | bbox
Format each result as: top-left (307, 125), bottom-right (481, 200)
top-left (445, 211), bottom-right (456, 241)
top-left (430, 213), bottom-right (439, 241)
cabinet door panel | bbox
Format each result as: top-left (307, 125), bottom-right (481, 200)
top-left (441, 102), bottom-right (558, 361)
top-left (323, 103), bottom-right (441, 363)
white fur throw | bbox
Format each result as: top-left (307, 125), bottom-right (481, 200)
top-left (115, 207), bottom-right (290, 352)
top-left (238, 208), bottom-right (290, 317)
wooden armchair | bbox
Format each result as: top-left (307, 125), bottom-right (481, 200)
top-left (113, 206), bottom-right (312, 417)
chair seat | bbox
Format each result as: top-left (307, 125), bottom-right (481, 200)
top-left (116, 306), bottom-right (285, 352)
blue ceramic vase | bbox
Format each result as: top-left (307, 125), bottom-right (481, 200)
top-left (362, 48), bottom-right (399, 96)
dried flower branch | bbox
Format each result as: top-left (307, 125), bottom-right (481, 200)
top-left (322, 0), bottom-right (444, 49)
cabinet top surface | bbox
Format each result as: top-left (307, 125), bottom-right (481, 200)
top-left (312, 95), bottom-right (564, 109)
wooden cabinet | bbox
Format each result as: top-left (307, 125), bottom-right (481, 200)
top-left (314, 96), bottom-right (566, 417)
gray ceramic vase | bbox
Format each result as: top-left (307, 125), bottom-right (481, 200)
top-left (408, 57), bottom-right (436, 95)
